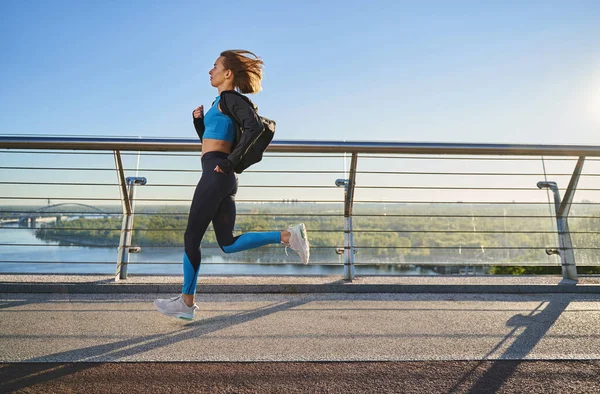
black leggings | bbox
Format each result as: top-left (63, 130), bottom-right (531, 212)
top-left (182, 151), bottom-right (280, 294)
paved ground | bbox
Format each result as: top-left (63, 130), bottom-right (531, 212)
top-left (2, 280), bottom-right (600, 392)
top-left (2, 274), bottom-right (600, 294)
top-left (3, 361), bottom-right (600, 393)
top-left (2, 292), bottom-right (600, 362)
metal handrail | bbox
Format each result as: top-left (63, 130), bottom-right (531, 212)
top-left (3, 136), bottom-right (600, 156)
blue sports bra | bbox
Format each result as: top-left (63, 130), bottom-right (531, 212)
top-left (202, 96), bottom-right (235, 143)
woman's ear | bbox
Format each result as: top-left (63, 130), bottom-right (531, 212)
top-left (225, 69), bottom-right (233, 80)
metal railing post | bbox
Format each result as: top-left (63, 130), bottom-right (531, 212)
top-left (335, 153), bottom-right (358, 281)
top-left (114, 150), bottom-right (146, 281)
top-left (537, 156), bottom-right (585, 281)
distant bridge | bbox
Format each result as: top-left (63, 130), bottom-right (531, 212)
top-left (16, 203), bottom-right (110, 228)
top-left (35, 203), bottom-right (107, 214)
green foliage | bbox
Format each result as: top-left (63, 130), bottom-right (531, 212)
top-left (490, 265), bottom-right (600, 275)
top-left (36, 217), bottom-right (121, 246)
top-left (489, 266), bottom-right (560, 275)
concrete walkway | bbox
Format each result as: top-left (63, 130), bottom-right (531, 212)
top-left (2, 274), bottom-right (600, 293)
top-left (2, 290), bottom-right (600, 363)
top-left (3, 275), bottom-right (600, 392)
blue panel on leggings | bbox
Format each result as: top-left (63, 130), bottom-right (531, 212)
top-left (222, 231), bottom-right (281, 254)
top-left (182, 252), bottom-right (198, 295)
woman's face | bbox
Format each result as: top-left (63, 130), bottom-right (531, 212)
top-left (209, 56), bottom-right (230, 88)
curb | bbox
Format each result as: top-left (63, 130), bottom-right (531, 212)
top-left (1, 282), bottom-right (599, 294)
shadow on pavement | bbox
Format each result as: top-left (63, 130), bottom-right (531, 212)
top-left (448, 297), bottom-right (571, 393)
top-left (0, 298), bottom-right (309, 392)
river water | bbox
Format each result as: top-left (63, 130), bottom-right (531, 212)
top-left (0, 224), bottom-right (439, 276)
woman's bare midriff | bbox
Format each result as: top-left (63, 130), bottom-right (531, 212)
top-left (202, 139), bottom-right (233, 155)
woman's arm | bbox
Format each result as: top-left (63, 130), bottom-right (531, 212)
top-left (192, 105), bottom-right (205, 140)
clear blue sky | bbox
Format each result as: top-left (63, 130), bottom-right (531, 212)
top-left (1, 0), bottom-right (599, 144)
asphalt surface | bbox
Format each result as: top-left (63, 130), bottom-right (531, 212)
top-left (2, 289), bottom-right (600, 392)
top-left (2, 361), bottom-right (600, 393)
top-left (2, 274), bottom-right (600, 294)
top-left (3, 292), bottom-right (600, 362)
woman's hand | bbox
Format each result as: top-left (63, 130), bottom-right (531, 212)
top-left (214, 159), bottom-right (233, 174)
top-left (193, 105), bottom-right (204, 119)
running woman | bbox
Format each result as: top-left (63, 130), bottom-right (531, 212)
top-left (154, 50), bottom-right (309, 320)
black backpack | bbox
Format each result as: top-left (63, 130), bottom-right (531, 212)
top-left (219, 91), bottom-right (276, 174)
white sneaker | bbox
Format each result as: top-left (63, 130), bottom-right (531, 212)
top-left (153, 295), bottom-right (198, 320)
top-left (286, 223), bottom-right (310, 264)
